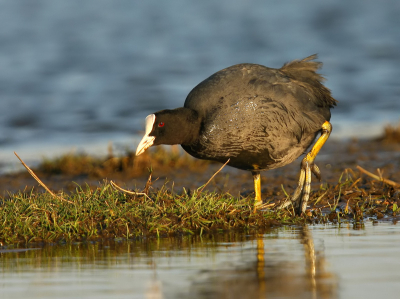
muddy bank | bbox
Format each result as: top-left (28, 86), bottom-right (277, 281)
top-left (1, 136), bottom-right (400, 245)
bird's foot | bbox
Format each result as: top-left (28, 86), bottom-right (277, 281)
top-left (254, 199), bottom-right (263, 207)
top-left (253, 199), bottom-right (263, 213)
top-left (278, 155), bottom-right (321, 215)
top-left (277, 121), bottom-right (331, 215)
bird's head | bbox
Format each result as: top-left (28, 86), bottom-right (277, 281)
top-left (135, 108), bottom-right (201, 156)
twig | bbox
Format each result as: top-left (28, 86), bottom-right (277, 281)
top-left (258, 202), bottom-right (276, 209)
top-left (356, 165), bottom-right (400, 188)
top-left (377, 168), bottom-right (384, 180)
top-left (349, 177), bottom-right (361, 190)
top-left (110, 181), bottom-right (152, 200)
top-left (14, 152), bottom-right (74, 204)
top-left (313, 190), bottom-right (329, 206)
top-left (143, 171), bottom-right (152, 194)
top-left (197, 159), bottom-right (230, 196)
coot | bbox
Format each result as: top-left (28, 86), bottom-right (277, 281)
top-left (136, 55), bottom-right (337, 214)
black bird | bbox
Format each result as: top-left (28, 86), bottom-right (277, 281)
top-left (136, 55), bottom-right (337, 214)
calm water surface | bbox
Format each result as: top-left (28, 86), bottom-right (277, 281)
top-left (1, 222), bottom-right (399, 299)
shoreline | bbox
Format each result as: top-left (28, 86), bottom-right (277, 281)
top-left (0, 134), bottom-right (399, 246)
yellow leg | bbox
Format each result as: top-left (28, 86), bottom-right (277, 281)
top-left (252, 171), bottom-right (262, 208)
top-left (306, 121), bottom-right (332, 163)
top-left (279, 121), bottom-right (332, 214)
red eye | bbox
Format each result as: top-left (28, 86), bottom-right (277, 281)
top-left (158, 122), bottom-right (165, 127)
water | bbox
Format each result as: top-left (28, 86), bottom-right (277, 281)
top-left (1, 222), bottom-right (399, 299)
top-left (0, 0), bottom-right (400, 172)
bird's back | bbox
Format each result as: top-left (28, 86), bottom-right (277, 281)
top-left (183, 55), bottom-right (337, 171)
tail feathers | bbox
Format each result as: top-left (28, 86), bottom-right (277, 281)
top-left (280, 54), bottom-right (338, 108)
top-left (280, 54), bottom-right (324, 82)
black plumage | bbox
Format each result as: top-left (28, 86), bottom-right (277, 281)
top-left (136, 55), bottom-right (337, 214)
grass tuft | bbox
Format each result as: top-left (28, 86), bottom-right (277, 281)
top-left (0, 182), bottom-right (288, 245)
top-left (1, 164), bottom-right (399, 246)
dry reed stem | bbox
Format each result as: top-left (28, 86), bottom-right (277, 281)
top-left (349, 178), bottom-right (362, 190)
top-left (14, 152), bottom-right (74, 204)
top-left (197, 159), bottom-right (230, 196)
top-left (313, 190), bottom-right (329, 206)
top-left (110, 180), bottom-right (152, 200)
top-left (143, 172), bottom-right (152, 194)
top-left (356, 165), bottom-right (400, 187)
top-left (258, 202), bottom-right (276, 209)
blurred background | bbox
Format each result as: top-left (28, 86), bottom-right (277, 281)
top-left (0, 0), bottom-right (399, 172)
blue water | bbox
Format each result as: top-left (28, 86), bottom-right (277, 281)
top-left (0, 0), bottom-right (400, 171)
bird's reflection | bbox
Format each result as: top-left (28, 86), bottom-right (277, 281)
top-left (252, 226), bottom-right (336, 299)
top-left (256, 236), bottom-right (266, 297)
top-left (189, 227), bottom-right (337, 299)
top-left (301, 226), bottom-right (317, 298)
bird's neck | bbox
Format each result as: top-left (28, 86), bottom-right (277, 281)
top-left (173, 107), bottom-right (202, 145)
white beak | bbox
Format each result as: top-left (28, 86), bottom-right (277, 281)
top-left (136, 114), bottom-right (156, 156)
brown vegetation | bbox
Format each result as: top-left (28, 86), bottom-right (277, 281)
top-left (377, 122), bottom-right (400, 143)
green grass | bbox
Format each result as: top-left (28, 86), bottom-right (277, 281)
top-left (2, 142), bottom-right (400, 246)
top-left (1, 168), bottom-right (399, 246)
top-left (0, 182), bottom-right (297, 246)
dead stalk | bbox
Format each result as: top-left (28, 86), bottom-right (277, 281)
top-left (110, 181), bottom-right (152, 200)
top-left (356, 165), bottom-right (400, 188)
top-left (14, 152), bottom-right (74, 204)
top-left (197, 159), bottom-right (230, 196)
